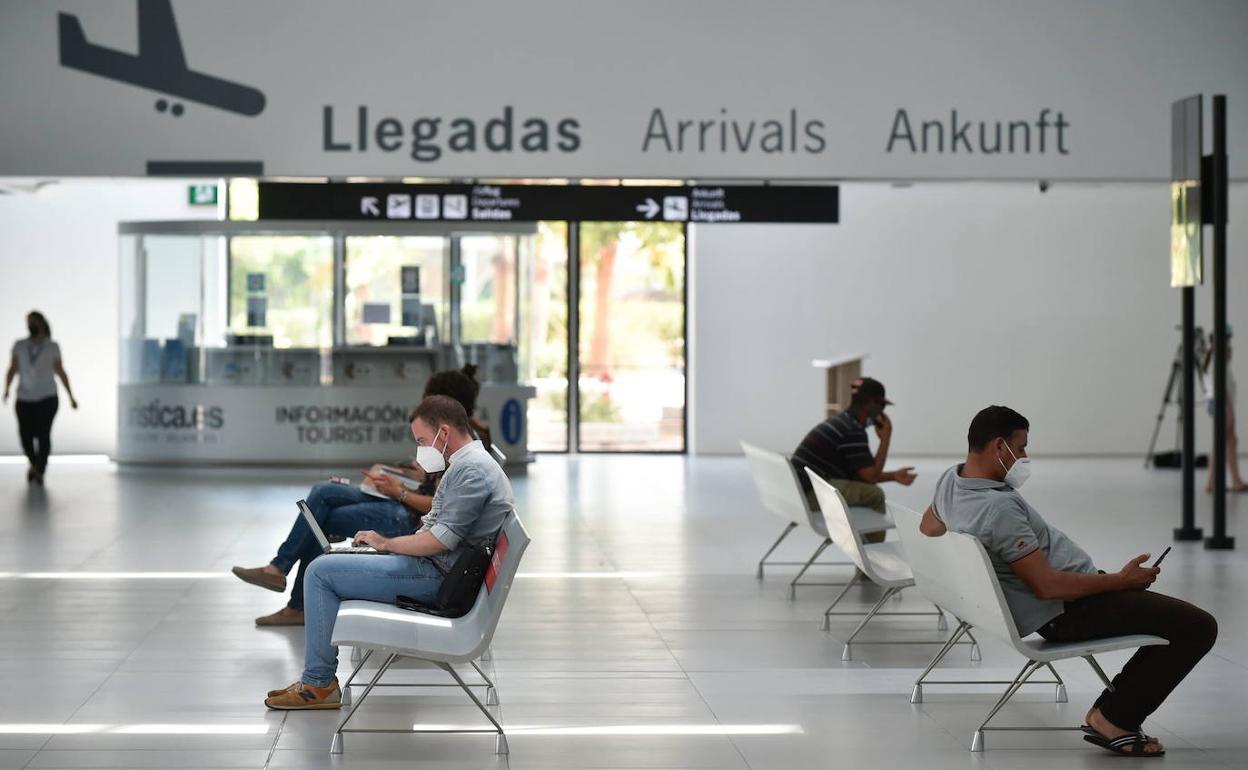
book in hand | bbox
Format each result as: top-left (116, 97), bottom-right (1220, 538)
top-left (360, 465), bottom-right (425, 499)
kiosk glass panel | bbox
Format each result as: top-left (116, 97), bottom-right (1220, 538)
top-left (344, 236), bottom-right (446, 346)
top-left (461, 234), bottom-right (519, 345)
top-left (228, 235), bottom-right (333, 348)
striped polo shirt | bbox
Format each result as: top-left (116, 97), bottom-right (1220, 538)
top-left (791, 410), bottom-right (874, 486)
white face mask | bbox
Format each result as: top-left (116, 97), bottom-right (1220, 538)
top-left (415, 429), bottom-right (447, 474)
top-left (998, 442), bottom-right (1031, 489)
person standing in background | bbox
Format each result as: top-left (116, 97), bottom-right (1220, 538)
top-left (3, 311), bottom-right (77, 485)
top-left (1203, 326), bottom-right (1246, 493)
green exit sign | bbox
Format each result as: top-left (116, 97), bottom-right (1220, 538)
top-left (188, 184), bottom-right (218, 205)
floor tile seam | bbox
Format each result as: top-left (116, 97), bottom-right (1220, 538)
top-left (32, 573), bottom-right (228, 763)
top-left (607, 551), bottom-right (755, 768)
top-left (1208, 650), bottom-right (1248, 673)
top-left (569, 506), bottom-right (751, 765)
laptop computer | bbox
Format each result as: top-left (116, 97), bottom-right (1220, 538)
top-left (297, 499), bottom-right (380, 555)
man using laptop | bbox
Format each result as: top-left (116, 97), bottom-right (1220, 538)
top-left (920, 405), bottom-right (1217, 757)
top-left (231, 368), bottom-right (485, 626)
top-left (264, 395), bottom-right (513, 710)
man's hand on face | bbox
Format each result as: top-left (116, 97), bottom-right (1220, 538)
top-left (895, 466), bottom-right (917, 486)
top-left (1117, 554), bottom-right (1161, 591)
top-left (874, 411), bottom-right (893, 439)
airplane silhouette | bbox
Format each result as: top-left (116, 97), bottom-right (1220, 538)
top-left (59, 0), bottom-right (265, 117)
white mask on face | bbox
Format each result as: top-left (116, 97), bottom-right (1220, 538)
top-left (998, 442), bottom-right (1031, 489)
top-left (415, 429), bottom-right (447, 474)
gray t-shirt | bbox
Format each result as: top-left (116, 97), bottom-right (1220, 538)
top-left (419, 440), bottom-right (513, 571)
top-left (931, 464), bottom-right (1096, 635)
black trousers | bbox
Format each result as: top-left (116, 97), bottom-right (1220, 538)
top-left (1038, 590), bottom-right (1217, 732)
top-left (15, 396), bottom-right (58, 472)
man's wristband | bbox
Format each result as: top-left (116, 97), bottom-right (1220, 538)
top-left (399, 489), bottom-right (409, 506)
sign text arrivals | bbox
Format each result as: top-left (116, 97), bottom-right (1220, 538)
top-left (321, 105), bottom-right (1072, 163)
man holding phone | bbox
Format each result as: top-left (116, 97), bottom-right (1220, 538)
top-left (792, 377), bottom-right (915, 521)
top-left (920, 406), bottom-right (1218, 757)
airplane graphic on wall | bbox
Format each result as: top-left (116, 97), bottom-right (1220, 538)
top-left (59, 0), bottom-right (266, 117)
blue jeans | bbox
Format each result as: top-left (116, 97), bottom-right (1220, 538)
top-left (272, 482), bottom-right (413, 611)
top-left (302, 553), bottom-right (444, 686)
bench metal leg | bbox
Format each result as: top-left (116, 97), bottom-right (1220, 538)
top-left (971, 659), bottom-right (1041, 752)
top-left (912, 627), bottom-right (1058, 709)
top-left (841, 586), bottom-right (898, 660)
top-left (331, 652), bottom-right (397, 755)
top-left (1047, 662), bottom-right (1067, 702)
top-left (819, 571), bottom-right (862, 630)
top-left (757, 522), bottom-right (798, 579)
top-left (966, 659), bottom-right (1083, 752)
top-left (470, 660), bottom-right (499, 706)
top-left (331, 653), bottom-right (508, 756)
top-left (1084, 655), bottom-right (1115, 692)
top-left (789, 539), bottom-right (832, 599)
top-left (441, 662), bottom-right (509, 755)
top-left (912, 621), bottom-right (971, 703)
top-left (338, 648), bottom-right (374, 708)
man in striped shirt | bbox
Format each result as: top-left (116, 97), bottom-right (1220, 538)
top-left (792, 377), bottom-right (916, 518)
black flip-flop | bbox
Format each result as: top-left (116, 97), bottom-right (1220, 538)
top-left (1081, 725), bottom-right (1161, 745)
top-left (1082, 727), bottom-right (1165, 757)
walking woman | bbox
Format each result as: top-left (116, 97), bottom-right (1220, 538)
top-left (3, 312), bottom-right (78, 484)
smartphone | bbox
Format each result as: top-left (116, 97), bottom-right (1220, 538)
top-left (1150, 546), bottom-right (1172, 568)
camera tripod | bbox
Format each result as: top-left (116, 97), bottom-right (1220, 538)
top-left (1145, 327), bottom-right (1209, 467)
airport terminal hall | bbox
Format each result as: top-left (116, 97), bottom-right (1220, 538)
top-left (3, 2), bottom-right (1248, 769)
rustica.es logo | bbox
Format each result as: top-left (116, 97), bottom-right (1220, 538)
top-left (128, 400), bottom-right (225, 431)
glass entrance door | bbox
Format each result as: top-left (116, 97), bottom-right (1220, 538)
top-left (576, 221), bottom-right (686, 452)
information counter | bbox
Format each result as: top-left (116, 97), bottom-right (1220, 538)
top-left (116, 220), bottom-right (537, 465)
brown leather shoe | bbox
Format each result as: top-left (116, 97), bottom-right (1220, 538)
top-left (256, 607), bottom-right (304, 627)
top-left (265, 679), bottom-right (341, 710)
top-left (231, 565), bottom-right (286, 593)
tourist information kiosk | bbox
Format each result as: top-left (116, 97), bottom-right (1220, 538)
top-left (116, 219), bottom-right (536, 465)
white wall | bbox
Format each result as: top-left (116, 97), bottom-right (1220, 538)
top-left (0, 179), bottom-right (216, 455)
top-left (692, 182), bottom-right (1247, 457)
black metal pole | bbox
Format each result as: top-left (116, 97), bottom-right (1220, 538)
top-left (1206, 94), bottom-right (1235, 549)
top-left (1176, 286), bottom-right (1202, 540)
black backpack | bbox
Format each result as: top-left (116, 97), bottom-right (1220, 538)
top-left (395, 540), bottom-right (494, 618)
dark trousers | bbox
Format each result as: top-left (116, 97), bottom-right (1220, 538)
top-left (15, 396), bottom-right (58, 472)
top-left (1038, 591), bottom-right (1217, 732)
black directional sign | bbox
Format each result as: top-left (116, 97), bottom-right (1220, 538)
top-left (258, 182), bottom-right (837, 224)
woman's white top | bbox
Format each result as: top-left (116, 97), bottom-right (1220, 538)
top-left (12, 338), bottom-right (61, 401)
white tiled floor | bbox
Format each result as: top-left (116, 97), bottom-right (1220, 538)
top-left (0, 455), bottom-right (1244, 769)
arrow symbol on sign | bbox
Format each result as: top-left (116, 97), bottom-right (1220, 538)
top-left (636, 198), bottom-right (660, 219)
top-left (361, 196), bottom-right (380, 216)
